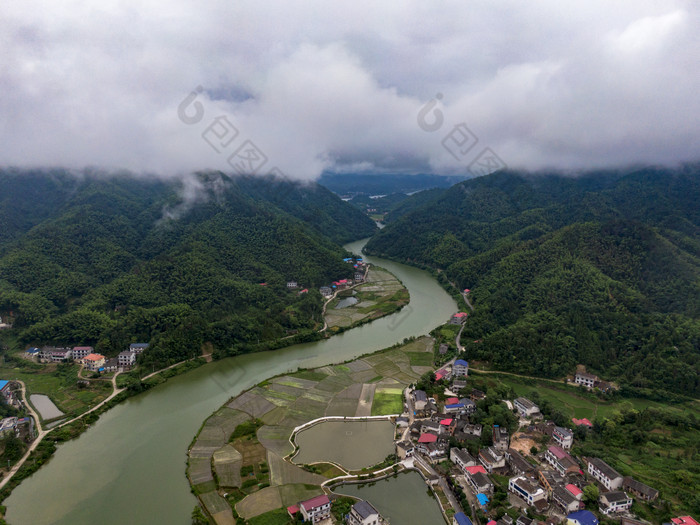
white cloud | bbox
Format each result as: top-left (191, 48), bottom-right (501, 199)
top-left (0, 0), bottom-right (698, 179)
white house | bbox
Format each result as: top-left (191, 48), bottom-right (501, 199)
top-left (300, 495), bottom-right (331, 523)
top-left (513, 397), bottom-right (540, 417)
top-left (553, 426), bottom-right (574, 449)
top-left (508, 476), bottom-right (547, 507)
top-left (347, 500), bottom-right (383, 525)
top-left (587, 458), bottom-right (623, 490)
top-left (599, 491), bottom-right (633, 515)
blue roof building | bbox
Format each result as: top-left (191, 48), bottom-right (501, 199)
top-left (455, 359), bottom-right (469, 367)
top-left (0, 380), bottom-right (9, 391)
top-left (567, 510), bottom-right (599, 525)
top-left (477, 493), bottom-right (489, 506)
top-left (454, 512), bottom-right (473, 525)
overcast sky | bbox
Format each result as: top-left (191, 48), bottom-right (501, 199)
top-left (1, 1), bottom-right (698, 180)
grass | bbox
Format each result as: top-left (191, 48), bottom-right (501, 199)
top-left (371, 391), bottom-right (403, 415)
top-left (406, 352), bottom-right (433, 367)
top-left (248, 508), bottom-right (292, 525)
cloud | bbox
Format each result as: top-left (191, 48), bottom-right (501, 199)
top-left (0, 0), bottom-right (698, 179)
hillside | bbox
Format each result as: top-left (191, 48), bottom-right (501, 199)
top-left (365, 165), bottom-right (700, 396)
top-left (0, 169), bottom-right (377, 366)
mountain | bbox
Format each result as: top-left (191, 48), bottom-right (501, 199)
top-left (0, 169), bottom-right (376, 365)
top-left (365, 165), bottom-right (700, 396)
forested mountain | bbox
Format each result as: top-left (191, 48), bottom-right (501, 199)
top-left (365, 165), bottom-right (700, 396)
top-left (0, 169), bottom-right (376, 365)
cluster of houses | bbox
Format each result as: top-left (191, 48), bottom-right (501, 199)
top-left (287, 494), bottom-right (386, 525)
top-left (319, 258), bottom-right (367, 298)
top-left (25, 343), bottom-right (149, 373)
top-left (0, 380), bottom-right (33, 441)
top-left (389, 359), bottom-right (671, 525)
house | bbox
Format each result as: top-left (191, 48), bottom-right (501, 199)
top-left (453, 513), bottom-right (473, 525)
top-left (320, 286), bottom-right (333, 297)
top-left (347, 499), bottom-right (382, 525)
top-left (453, 359), bottom-right (469, 377)
top-left (435, 368), bottom-right (451, 382)
top-left (72, 346), bottom-right (94, 360)
top-left (421, 420), bottom-right (442, 434)
top-left (0, 417), bottom-right (17, 436)
top-left (439, 344), bottom-right (449, 355)
top-left (40, 347), bottom-right (72, 363)
top-left (670, 518), bottom-right (700, 525)
top-left (599, 491), bottom-right (632, 515)
top-left (506, 448), bottom-right (535, 476)
top-left (413, 390), bottom-right (428, 411)
top-left (396, 441), bottom-right (414, 459)
top-left (553, 426), bottom-right (574, 449)
top-left (445, 403), bottom-right (466, 415)
top-left (130, 343), bottom-right (149, 353)
top-left (587, 458), bottom-right (623, 490)
top-left (479, 447), bottom-right (506, 473)
top-left (299, 494), bottom-right (331, 523)
top-left (572, 418), bottom-right (593, 427)
top-left (513, 397), bottom-right (540, 417)
top-left (622, 476), bottom-right (658, 501)
top-left (508, 476), bottom-right (547, 507)
top-left (492, 425), bottom-right (510, 451)
top-left (544, 446), bottom-right (579, 476)
top-left (103, 358), bottom-right (119, 373)
top-left (83, 353), bottom-right (106, 371)
top-left (460, 399), bottom-right (477, 414)
top-left (450, 312), bottom-right (468, 325)
top-left (517, 516), bottom-right (534, 525)
top-left (553, 485), bottom-right (584, 513)
top-left (287, 281), bottom-right (298, 288)
top-left (466, 467), bottom-right (493, 494)
top-left (567, 511), bottom-right (598, 525)
top-left (118, 350), bottom-right (137, 368)
top-left (471, 389), bottom-right (486, 401)
top-left (451, 448), bottom-right (476, 471)
top-left (24, 347), bottom-right (41, 360)
top-left (574, 372), bottom-right (598, 389)
top-left (354, 273), bottom-right (365, 282)
top-left (537, 469), bottom-right (561, 497)
top-left (453, 378), bottom-right (468, 391)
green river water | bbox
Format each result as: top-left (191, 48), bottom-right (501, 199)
top-left (5, 238), bottom-right (458, 524)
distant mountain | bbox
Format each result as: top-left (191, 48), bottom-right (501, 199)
top-left (366, 165), bottom-right (700, 396)
top-left (317, 172), bottom-right (465, 196)
top-left (0, 169), bottom-right (376, 365)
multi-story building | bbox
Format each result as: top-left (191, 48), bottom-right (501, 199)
top-left (574, 372), bottom-right (598, 389)
top-left (492, 425), bottom-right (510, 451)
top-left (451, 448), bottom-right (476, 471)
top-left (553, 426), bottom-right (574, 449)
top-left (513, 397), bottom-right (540, 417)
top-left (453, 359), bottom-right (469, 377)
top-left (347, 500), bottom-right (383, 525)
top-left (587, 458), bottom-right (623, 490)
top-left (299, 495), bottom-right (331, 523)
top-left (508, 476), bottom-right (547, 507)
top-left (599, 491), bottom-right (633, 515)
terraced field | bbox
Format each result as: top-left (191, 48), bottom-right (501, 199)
top-left (187, 336), bottom-right (434, 523)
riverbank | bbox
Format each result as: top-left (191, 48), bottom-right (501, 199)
top-left (322, 265), bottom-right (409, 333)
top-left (4, 238), bottom-right (458, 525)
top-left (185, 336), bottom-right (435, 523)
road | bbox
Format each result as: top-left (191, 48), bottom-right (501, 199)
top-left (0, 373), bottom-right (126, 491)
top-left (0, 381), bottom-right (46, 490)
top-left (414, 454), bottom-right (462, 516)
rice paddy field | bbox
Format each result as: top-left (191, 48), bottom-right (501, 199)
top-left (187, 336), bottom-right (434, 522)
top-left (324, 266), bottom-right (409, 330)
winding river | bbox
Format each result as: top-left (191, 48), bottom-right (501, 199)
top-left (5, 238), bottom-right (457, 525)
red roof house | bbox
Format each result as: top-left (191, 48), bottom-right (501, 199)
top-left (418, 433), bottom-right (438, 443)
top-left (671, 518), bottom-right (700, 525)
top-left (465, 465), bottom-right (487, 475)
top-left (566, 484), bottom-right (583, 497)
top-left (572, 417), bottom-right (593, 427)
top-left (445, 397), bottom-right (459, 405)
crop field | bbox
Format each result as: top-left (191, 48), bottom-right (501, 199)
top-left (189, 336), bottom-right (433, 521)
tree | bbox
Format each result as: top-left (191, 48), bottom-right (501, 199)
top-left (191, 505), bottom-right (208, 525)
top-left (583, 484), bottom-right (599, 506)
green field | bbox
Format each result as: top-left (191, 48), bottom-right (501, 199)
top-left (406, 352), bottom-right (433, 367)
top-left (371, 391), bottom-right (404, 415)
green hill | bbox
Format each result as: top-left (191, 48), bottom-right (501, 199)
top-left (0, 169), bottom-right (376, 366)
top-left (366, 165), bottom-right (700, 396)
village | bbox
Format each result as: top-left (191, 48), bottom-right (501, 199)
top-left (277, 312), bottom-right (693, 525)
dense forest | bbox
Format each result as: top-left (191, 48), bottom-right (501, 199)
top-left (0, 169), bottom-right (376, 366)
top-left (366, 165), bottom-right (700, 396)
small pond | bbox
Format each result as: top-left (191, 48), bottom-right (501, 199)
top-left (335, 296), bottom-right (359, 309)
top-left (30, 394), bottom-right (64, 420)
top-left (292, 420), bottom-right (395, 470)
top-left (336, 470), bottom-right (445, 524)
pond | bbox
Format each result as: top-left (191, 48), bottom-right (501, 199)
top-left (335, 296), bottom-right (359, 309)
top-left (292, 419), bottom-right (395, 471)
top-left (335, 470), bottom-right (445, 524)
top-left (29, 394), bottom-right (64, 420)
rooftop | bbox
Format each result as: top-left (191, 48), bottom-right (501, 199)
top-left (567, 510), bottom-right (599, 525)
top-left (352, 500), bottom-right (379, 519)
top-left (589, 458), bottom-right (622, 480)
top-left (572, 417), bottom-right (593, 427)
top-left (566, 484), bottom-right (583, 497)
top-left (300, 494), bottom-right (330, 511)
top-left (418, 433), bottom-right (438, 443)
top-left (602, 491), bottom-right (630, 504)
top-left (465, 465), bottom-right (487, 475)
top-left (454, 359), bottom-right (469, 366)
top-left (454, 512), bottom-right (473, 525)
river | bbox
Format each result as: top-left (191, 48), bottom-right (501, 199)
top-left (5, 238), bottom-right (457, 525)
